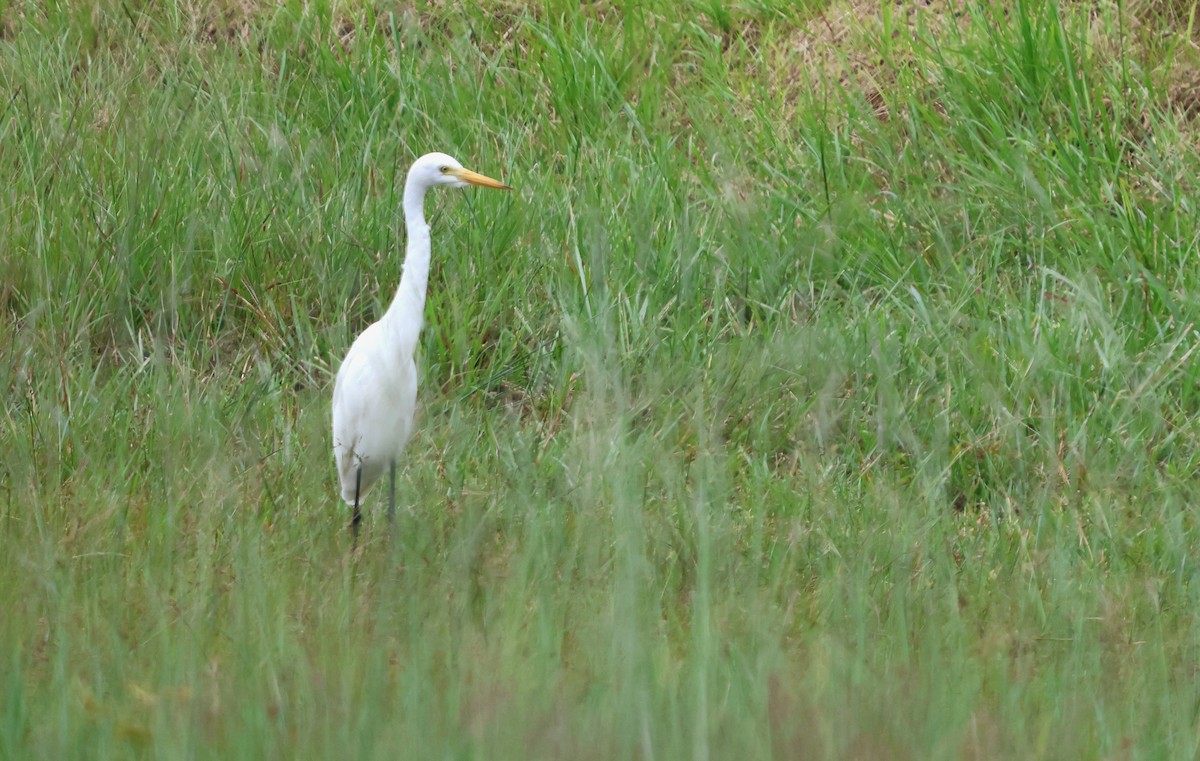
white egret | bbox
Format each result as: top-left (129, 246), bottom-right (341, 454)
top-left (332, 152), bottom-right (511, 537)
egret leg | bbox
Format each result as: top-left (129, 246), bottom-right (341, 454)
top-left (351, 465), bottom-right (363, 541)
top-left (387, 459), bottom-right (397, 525)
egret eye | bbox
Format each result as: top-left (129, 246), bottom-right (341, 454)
top-left (439, 165), bottom-right (450, 173)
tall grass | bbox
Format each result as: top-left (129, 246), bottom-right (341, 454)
top-left (3, 0), bottom-right (1200, 758)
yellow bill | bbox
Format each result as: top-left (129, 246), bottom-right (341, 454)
top-left (450, 167), bottom-right (512, 190)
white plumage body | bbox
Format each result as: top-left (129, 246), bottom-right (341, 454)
top-left (331, 320), bottom-right (418, 504)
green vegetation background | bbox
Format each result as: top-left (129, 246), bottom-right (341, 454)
top-left (3, 0), bottom-right (1200, 758)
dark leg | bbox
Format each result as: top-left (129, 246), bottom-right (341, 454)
top-left (351, 465), bottom-right (363, 542)
top-left (387, 459), bottom-right (397, 525)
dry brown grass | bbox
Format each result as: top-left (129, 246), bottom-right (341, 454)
top-left (718, 0), bottom-right (1200, 131)
top-left (731, 0), bottom-right (968, 122)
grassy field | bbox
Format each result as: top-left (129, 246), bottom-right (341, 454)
top-left (4, 0), bottom-right (1200, 757)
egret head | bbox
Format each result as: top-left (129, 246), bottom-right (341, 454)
top-left (410, 152), bottom-right (511, 192)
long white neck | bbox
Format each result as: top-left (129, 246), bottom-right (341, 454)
top-left (383, 177), bottom-right (432, 358)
